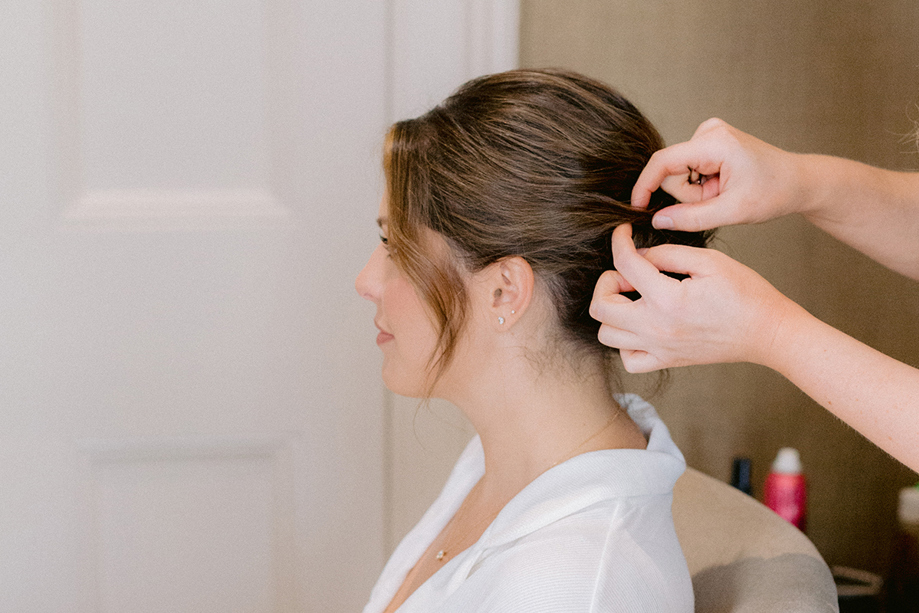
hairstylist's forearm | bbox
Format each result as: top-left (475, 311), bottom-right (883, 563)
top-left (799, 155), bottom-right (919, 280)
top-left (763, 305), bottom-right (919, 472)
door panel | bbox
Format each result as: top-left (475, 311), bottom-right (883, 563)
top-left (0, 0), bottom-right (518, 610)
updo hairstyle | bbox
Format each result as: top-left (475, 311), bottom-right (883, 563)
top-left (384, 69), bottom-right (711, 380)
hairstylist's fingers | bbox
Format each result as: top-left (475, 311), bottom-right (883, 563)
top-left (657, 172), bottom-right (722, 205)
top-left (610, 224), bottom-right (674, 295)
top-left (592, 269), bottom-right (636, 300)
top-left (596, 323), bottom-right (643, 351)
top-left (589, 271), bottom-right (635, 323)
top-left (637, 243), bottom-right (721, 277)
top-left (630, 140), bottom-right (726, 210)
top-left (619, 349), bottom-right (666, 374)
top-left (590, 271), bottom-right (657, 336)
top-left (653, 196), bottom-right (739, 232)
top-left (590, 275), bottom-right (644, 329)
top-left (659, 175), bottom-right (703, 204)
top-left (692, 117), bottom-right (731, 138)
top-left (591, 298), bottom-right (657, 340)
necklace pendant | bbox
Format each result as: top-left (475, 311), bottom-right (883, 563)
top-left (435, 550), bottom-right (446, 561)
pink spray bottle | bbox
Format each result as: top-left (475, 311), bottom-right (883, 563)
top-left (764, 447), bottom-right (807, 531)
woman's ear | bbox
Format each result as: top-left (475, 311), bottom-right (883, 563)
top-left (485, 256), bottom-right (534, 328)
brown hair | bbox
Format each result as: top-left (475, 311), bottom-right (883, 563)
top-left (385, 69), bottom-right (711, 383)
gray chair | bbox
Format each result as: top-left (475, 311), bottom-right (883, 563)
top-left (673, 468), bottom-right (839, 613)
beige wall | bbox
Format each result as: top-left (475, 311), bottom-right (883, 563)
top-left (521, 0), bottom-right (919, 574)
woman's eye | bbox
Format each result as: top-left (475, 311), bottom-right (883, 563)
top-left (379, 235), bottom-right (393, 258)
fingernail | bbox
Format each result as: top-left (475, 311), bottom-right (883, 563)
top-left (653, 215), bottom-right (674, 230)
top-left (636, 248), bottom-right (649, 256)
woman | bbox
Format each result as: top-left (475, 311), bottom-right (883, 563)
top-left (356, 69), bottom-right (710, 612)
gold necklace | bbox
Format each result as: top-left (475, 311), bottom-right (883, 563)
top-left (548, 408), bottom-right (623, 469)
top-left (434, 408), bottom-right (625, 563)
top-left (435, 483), bottom-right (499, 562)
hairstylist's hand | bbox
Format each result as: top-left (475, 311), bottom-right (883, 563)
top-left (631, 119), bottom-right (805, 232)
top-left (589, 224), bottom-right (803, 373)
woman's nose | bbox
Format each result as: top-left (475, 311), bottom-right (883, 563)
top-left (355, 245), bottom-right (383, 302)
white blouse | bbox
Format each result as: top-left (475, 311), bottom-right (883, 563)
top-left (362, 394), bottom-right (693, 613)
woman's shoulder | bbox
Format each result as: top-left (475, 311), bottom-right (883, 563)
top-left (451, 471), bottom-right (691, 611)
top-left (449, 510), bottom-right (692, 613)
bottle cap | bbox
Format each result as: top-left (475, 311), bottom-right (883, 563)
top-left (771, 447), bottom-right (802, 474)
top-left (898, 484), bottom-right (919, 525)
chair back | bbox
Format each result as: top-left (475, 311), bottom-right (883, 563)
top-left (673, 468), bottom-right (839, 613)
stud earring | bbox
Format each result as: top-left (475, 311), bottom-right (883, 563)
top-left (498, 317), bottom-right (505, 325)
top-left (511, 310), bottom-right (516, 314)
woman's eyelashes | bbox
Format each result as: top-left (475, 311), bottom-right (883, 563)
top-left (379, 234), bottom-right (393, 257)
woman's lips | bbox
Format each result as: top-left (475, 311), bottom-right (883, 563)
top-left (374, 321), bottom-right (394, 345)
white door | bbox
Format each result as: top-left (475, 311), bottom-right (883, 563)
top-left (1, 1), bottom-right (517, 611)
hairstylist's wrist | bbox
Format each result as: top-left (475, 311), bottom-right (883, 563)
top-left (796, 154), bottom-right (865, 226)
top-left (777, 152), bottom-right (822, 221)
top-left (748, 295), bottom-right (815, 374)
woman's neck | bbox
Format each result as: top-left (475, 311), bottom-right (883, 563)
top-left (444, 356), bottom-right (647, 504)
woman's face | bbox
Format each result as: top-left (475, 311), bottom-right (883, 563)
top-left (355, 198), bottom-right (442, 397)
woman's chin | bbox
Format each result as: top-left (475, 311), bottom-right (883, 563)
top-left (380, 369), bottom-right (426, 399)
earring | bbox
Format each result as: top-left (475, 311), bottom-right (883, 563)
top-left (511, 310), bottom-right (516, 314)
top-left (498, 317), bottom-right (505, 325)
